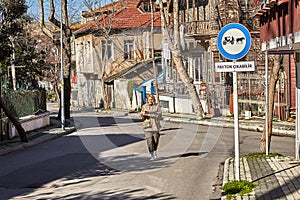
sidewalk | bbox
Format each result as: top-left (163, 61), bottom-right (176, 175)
top-left (222, 155), bottom-right (300, 200)
top-left (0, 117), bottom-right (76, 156)
top-left (0, 108), bottom-right (298, 200)
top-left (162, 112), bottom-right (296, 137)
top-left (163, 112), bottom-right (300, 200)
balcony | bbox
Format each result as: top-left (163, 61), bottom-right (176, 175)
top-left (184, 21), bottom-right (214, 38)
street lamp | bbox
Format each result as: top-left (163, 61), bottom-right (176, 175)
top-left (60, 0), bottom-right (65, 129)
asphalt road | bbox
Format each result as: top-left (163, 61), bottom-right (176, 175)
top-left (0, 110), bottom-right (295, 200)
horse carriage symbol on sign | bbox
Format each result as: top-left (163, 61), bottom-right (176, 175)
top-left (217, 23), bottom-right (251, 60)
top-left (223, 36), bottom-right (245, 45)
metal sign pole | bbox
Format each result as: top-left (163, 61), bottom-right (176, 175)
top-left (233, 70), bottom-right (240, 180)
top-left (265, 51), bottom-right (269, 155)
top-left (296, 52), bottom-right (300, 159)
top-left (296, 81), bottom-right (299, 159)
top-left (216, 23), bottom-right (252, 181)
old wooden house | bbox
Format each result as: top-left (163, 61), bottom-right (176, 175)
top-left (254, 0), bottom-right (300, 120)
top-left (74, 0), bottom-right (162, 110)
top-left (159, 0), bottom-right (264, 116)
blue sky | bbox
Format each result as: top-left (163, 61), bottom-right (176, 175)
top-left (26, 0), bottom-right (50, 20)
top-left (25, 0), bottom-right (87, 22)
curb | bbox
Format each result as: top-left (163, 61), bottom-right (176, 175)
top-left (163, 117), bottom-right (295, 137)
top-left (221, 157), bottom-right (256, 200)
top-left (0, 126), bottom-right (76, 157)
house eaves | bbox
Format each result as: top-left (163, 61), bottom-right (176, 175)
top-left (104, 58), bottom-right (159, 83)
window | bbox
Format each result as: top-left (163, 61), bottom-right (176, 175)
top-left (195, 58), bottom-right (200, 82)
top-left (143, 3), bottom-right (151, 12)
top-left (124, 40), bottom-right (134, 61)
top-left (101, 39), bottom-right (113, 61)
top-left (139, 2), bottom-right (151, 12)
top-left (85, 41), bottom-right (93, 73)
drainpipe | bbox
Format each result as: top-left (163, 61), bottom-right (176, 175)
top-left (286, 57), bottom-right (291, 119)
top-left (173, 94), bottom-right (176, 113)
top-left (295, 52), bottom-right (300, 160)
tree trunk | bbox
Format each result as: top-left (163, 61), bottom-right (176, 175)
top-left (150, 0), bottom-right (160, 103)
top-left (101, 79), bottom-right (111, 110)
top-left (0, 98), bottom-right (27, 142)
top-left (58, 77), bottom-right (71, 120)
top-left (61, 0), bottom-right (72, 119)
top-left (159, 0), bottom-right (204, 119)
top-left (260, 55), bottom-right (282, 152)
top-left (39, 0), bottom-right (71, 120)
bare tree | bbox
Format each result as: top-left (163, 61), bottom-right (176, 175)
top-left (82, 0), bottom-right (119, 109)
top-left (158, 0), bottom-right (204, 119)
top-left (38, 0), bottom-right (72, 119)
top-left (260, 55), bottom-right (283, 153)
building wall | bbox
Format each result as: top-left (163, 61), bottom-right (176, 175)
top-left (290, 55), bottom-right (297, 114)
top-left (258, 1), bottom-right (300, 119)
top-left (260, 1), bottom-right (300, 42)
top-left (114, 79), bottom-right (131, 110)
top-left (75, 35), bottom-right (100, 107)
top-left (74, 29), bottom-right (162, 108)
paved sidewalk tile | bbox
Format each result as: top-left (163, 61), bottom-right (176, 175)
top-left (223, 155), bottom-right (300, 200)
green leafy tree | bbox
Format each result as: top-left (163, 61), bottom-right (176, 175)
top-left (0, 0), bottom-right (31, 142)
top-left (0, 0), bottom-right (47, 89)
top-left (0, 0), bottom-right (29, 69)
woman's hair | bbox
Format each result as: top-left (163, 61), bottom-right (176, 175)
top-left (146, 94), bottom-right (156, 103)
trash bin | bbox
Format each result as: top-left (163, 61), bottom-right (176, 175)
top-left (99, 98), bottom-right (104, 109)
top-left (245, 110), bottom-right (251, 119)
top-left (245, 104), bottom-right (252, 119)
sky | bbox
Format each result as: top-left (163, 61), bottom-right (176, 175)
top-left (25, 0), bottom-right (87, 22)
top-left (26, 0), bottom-right (43, 20)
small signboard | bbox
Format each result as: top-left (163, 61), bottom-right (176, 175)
top-left (215, 61), bottom-right (255, 72)
top-left (217, 23), bottom-right (251, 61)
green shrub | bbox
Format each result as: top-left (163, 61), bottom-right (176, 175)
top-left (222, 180), bottom-right (257, 195)
top-left (3, 89), bottom-right (46, 117)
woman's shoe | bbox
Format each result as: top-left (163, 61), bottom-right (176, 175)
top-left (150, 152), bottom-right (155, 161)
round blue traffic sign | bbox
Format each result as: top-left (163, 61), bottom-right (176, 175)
top-left (217, 23), bottom-right (251, 60)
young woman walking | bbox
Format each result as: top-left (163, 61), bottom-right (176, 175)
top-left (140, 94), bottom-right (162, 161)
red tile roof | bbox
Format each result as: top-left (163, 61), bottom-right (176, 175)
top-left (82, 0), bottom-right (124, 16)
top-left (76, 0), bottom-right (161, 34)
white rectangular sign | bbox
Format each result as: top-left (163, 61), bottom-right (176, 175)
top-left (215, 61), bottom-right (255, 72)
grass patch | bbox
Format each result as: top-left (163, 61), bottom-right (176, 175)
top-left (245, 152), bottom-right (282, 159)
top-left (222, 180), bottom-right (257, 195)
top-left (197, 114), bottom-right (212, 121)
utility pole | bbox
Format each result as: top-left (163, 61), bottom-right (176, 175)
top-left (150, 0), bottom-right (160, 103)
top-left (60, 0), bottom-right (65, 129)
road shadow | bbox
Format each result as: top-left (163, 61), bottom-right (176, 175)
top-left (24, 188), bottom-right (176, 200)
top-left (97, 116), bottom-right (142, 127)
top-left (0, 131), bottom-right (196, 199)
top-left (254, 162), bottom-right (300, 199)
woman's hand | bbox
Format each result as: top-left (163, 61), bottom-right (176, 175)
top-left (142, 111), bottom-right (149, 117)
